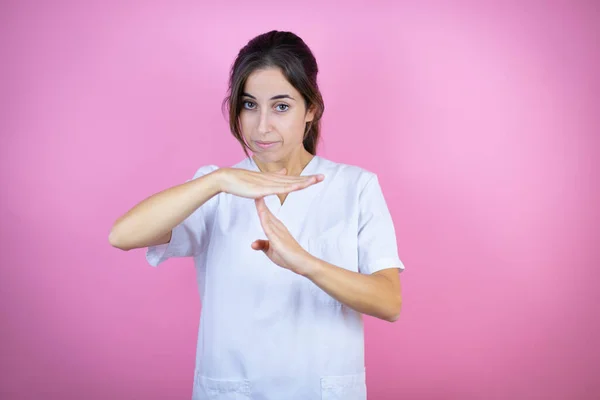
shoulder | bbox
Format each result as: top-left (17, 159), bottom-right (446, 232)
top-left (190, 164), bottom-right (220, 180)
top-left (189, 157), bottom-right (255, 180)
top-left (317, 156), bottom-right (377, 192)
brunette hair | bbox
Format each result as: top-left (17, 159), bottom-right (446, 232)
top-left (222, 30), bottom-right (325, 157)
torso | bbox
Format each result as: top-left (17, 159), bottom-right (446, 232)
top-left (191, 155), bottom-right (373, 400)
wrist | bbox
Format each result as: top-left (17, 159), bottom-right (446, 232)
top-left (208, 168), bottom-right (228, 194)
top-left (189, 169), bottom-right (225, 200)
top-left (298, 253), bottom-right (324, 280)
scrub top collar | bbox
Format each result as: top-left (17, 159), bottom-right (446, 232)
top-left (246, 155), bottom-right (323, 218)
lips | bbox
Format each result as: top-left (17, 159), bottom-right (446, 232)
top-left (255, 141), bottom-right (280, 149)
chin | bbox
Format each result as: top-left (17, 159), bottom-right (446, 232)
top-left (252, 145), bottom-right (282, 156)
top-left (252, 152), bottom-right (279, 162)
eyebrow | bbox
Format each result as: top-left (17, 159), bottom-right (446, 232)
top-left (242, 93), bottom-right (295, 101)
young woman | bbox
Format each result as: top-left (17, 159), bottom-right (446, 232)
top-left (110, 30), bottom-right (405, 400)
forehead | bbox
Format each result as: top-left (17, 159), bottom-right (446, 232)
top-left (243, 67), bottom-right (299, 99)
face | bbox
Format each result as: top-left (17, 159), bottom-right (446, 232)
top-left (239, 67), bottom-right (315, 162)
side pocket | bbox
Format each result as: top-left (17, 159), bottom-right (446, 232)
top-left (321, 371), bottom-right (367, 400)
top-left (193, 375), bottom-right (252, 400)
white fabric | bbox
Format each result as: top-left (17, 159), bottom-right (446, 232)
top-left (146, 155), bottom-right (404, 400)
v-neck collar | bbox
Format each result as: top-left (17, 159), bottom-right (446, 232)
top-left (246, 155), bottom-right (321, 217)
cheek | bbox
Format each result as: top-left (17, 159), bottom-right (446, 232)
top-left (239, 113), bottom-right (254, 135)
top-left (279, 114), bottom-right (306, 140)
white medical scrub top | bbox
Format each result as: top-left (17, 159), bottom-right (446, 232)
top-left (146, 155), bottom-right (405, 400)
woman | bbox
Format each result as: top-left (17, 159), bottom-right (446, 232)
top-left (110, 30), bottom-right (405, 400)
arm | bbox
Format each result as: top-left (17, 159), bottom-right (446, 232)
top-left (253, 197), bottom-right (403, 323)
top-left (303, 260), bottom-right (402, 322)
top-left (109, 171), bottom-right (221, 251)
top-left (109, 167), bottom-right (323, 252)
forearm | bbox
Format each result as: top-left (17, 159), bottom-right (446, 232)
top-left (302, 257), bottom-right (401, 322)
top-left (109, 171), bottom-right (221, 250)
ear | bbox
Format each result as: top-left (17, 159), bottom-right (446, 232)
top-left (305, 103), bottom-right (317, 123)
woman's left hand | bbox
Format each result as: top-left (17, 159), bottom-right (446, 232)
top-left (252, 197), bottom-right (314, 276)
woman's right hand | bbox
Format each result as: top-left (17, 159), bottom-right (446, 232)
top-left (215, 167), bottom-right (324, 199)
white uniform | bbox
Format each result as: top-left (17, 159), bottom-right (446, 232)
top-left (146, 155), bottom-right (405, 400)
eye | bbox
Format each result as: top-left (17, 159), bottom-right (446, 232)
top-left (242, 101), bottom-right (256, 110)
top-left (275, 103), bottom-right (289, 112)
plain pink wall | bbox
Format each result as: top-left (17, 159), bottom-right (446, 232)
top-left (1, 1), bottom-right (598, 399)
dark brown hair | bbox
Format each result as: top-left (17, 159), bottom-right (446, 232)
top-left (222, 30), bottom-right (325, 157)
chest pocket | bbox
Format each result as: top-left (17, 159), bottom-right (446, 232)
top-left (306, 228), bottom-right (357, 306)
top-left (308, 234), bottom-right (356, 270)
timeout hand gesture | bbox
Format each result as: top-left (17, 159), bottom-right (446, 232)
top-left (215, 167), bottom-right (323, 275)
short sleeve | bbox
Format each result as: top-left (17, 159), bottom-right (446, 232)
top-left (357, 174), bottom-right (405, 274)
top-left (146, 164), bottom-right (220, 267)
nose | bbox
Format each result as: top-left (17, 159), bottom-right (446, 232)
top-left (257, 108), bottom-right (271, 134)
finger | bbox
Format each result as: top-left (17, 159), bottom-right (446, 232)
top-left (254, 198), bottom-right (287, 237)
top-left (251, 239), bottom-right (270, 252)
top-left (255, 198), bottom-right (286, 243)
top-left (275, 178), bottom-right (319, 194)
top-left (261, 173), bottom-right (320, 183)
top-left (254, 174), bottom-right (325, 197)
top-left (285, 174), bottom-right (324, 186)
top-left (313, 174), bottom-right (325, 183)
top-left (267, 215), bottom-right (287, 236)
top-left (255, 197), bottom-right (280, 222)
top-left (255, 198), bottom-right (274, 233)
top-left (255, 196), bottom-right (269, 216)
top-left (260, 174), bottom-right (316, 188)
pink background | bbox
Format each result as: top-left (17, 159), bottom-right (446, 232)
top-left (1, 1), bottom-right (598, 399)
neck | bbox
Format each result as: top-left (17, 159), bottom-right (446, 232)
top-left (252, 148), bottom-right (314, 176)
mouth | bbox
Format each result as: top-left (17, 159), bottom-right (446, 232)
top-left (255, 141), bottom-right (280, 149)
